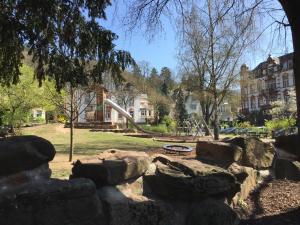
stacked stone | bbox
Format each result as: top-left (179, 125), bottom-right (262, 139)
top-left (0, 135), bottom-right (105, 225)
top-left (196, 137), bottom-right (277, 206)
top-left (70, 149), bottom-right (243, 225)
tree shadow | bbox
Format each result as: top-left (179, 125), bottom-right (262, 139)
top-left (239, 207), bottom-right (300, 225)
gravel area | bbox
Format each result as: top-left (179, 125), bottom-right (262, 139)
top-left (238, 179), bottom-right (300, 225)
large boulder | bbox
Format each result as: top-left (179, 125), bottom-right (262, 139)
top-left (275, 134), bottom-right (300, 158)
top-left (0, 178), bottom-right (106, 225)
top-left (224, 137), bottom-right (275, 169)
top-left (71, 149), bottom-right (151, 186)
top-left (186, 199), bottom-right (240, 225)
top-left (98, 183), bottom-right (174, 225)
top-left (196, 141), bottom-right (243, 164)
top-left (0, 164), bottom-right (51, 192)
top-left (144, 155), bottom-right (240, 201)
top-left (227, 163), bottom-right (258, 205)
top-left (274, 158), bottom-right (300, 181)
top-left (0, 135), bottom-right (56, 176)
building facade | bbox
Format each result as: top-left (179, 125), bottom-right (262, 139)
top-left (184, 94), bottom-right (233, 122)
top-left (240, 53), bottom-right (295, 113)
top-left (75, 85), bottom-right (154, 124)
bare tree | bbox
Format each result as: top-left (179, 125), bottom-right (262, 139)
top-left (45, 83), bottom-right (97, 161)
top-left (178, 1), bottom-right (257, 139)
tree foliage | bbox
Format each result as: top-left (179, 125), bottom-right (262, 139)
top-left (0, 0), bottom-right (134, 89)
top-left (0, 65), bottom-right (54, 130)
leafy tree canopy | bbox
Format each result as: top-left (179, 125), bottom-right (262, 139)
top-left (0, 0), bottom-right (134, 90)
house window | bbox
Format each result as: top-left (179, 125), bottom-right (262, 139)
top-left (288, 60), bottom-right (293, 69)
top-left (284, 92), bottom-right (289, 102)
top-left (268, 67), bottom-right (273, 75)
top-left (118, 113), bottom-right (123, 119)
top-left (84, 93), bottom-right (91, 104)
top-left (129, 109), bottom-right (134, 118)
top-left (36, 110), bottom-right (43, 117)
top-left (267, 79), bottom-right (276, 90)
top-left (250, 96), bottom-right (256, 109)
top-left (282, 74), bottom-right (289, 88)
top-left (190, 104), bottom-right (197, 110)
top-left (140, 108), bottom-right (147, 117)
top-left (257, 81), bottom-right (263, 92)
top-left (283, 62), bottom-right (288, 70)
top-left (149, 110), bottom-right (152, 116)
top-left (105, 106), bottom-right (111, 119)
top-left (250, 84), bottom-right (255, 94)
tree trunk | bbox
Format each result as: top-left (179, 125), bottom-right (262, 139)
top-left (213, 102), bottom-right (219, 140)
top-left (279, 0), bottom-right (300, 156)
top-left (69, 86), bottom-right (74, 162)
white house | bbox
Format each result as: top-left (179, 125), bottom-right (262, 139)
top-left (184, 94), bottom-right (233, 122)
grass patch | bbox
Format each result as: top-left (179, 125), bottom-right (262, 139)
top-left (22, 124), bottom-right (195, 179)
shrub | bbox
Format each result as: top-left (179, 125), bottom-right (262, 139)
top-left (141, 124), bottom-right (168, 133)
top-left (235, 121), bottom-right (253, 128)
top-left (162, 116), bottom-right (176, 132)
top-left (265, 118), bottom-right (296, 131)
top-left (57, 115), bottom-right (67, 124)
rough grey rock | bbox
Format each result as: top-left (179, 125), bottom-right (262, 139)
top-left (0, 135), bottom-right (56, 176)
top-left (275, 158), bottom-right (300, 181)
top-left (224, 137), bottom-right (275, 169)
top-left (98, 184), bottom-right (174, 225)
top-left (186, 198), bottom-right (240, 225)
top-left (0, 178), bottom-right (106, 225)
top-left (144, 155), bottom-right (240, 201)
top-left (196, 141), bottom-right (243, 164)
top-left (228, 163), bottom-right (258, 205)
top-left (71, 149), bottom-right (151, 186)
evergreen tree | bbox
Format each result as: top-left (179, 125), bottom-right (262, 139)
top-left (173, 87), bottom-right (188, 126)
top-left (160, 67), bottom-right (174, 95)
top-left (0, 0), bottom-right (134, 89)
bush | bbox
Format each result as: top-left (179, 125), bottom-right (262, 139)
top-left (57, 114), bottom-right (67, 124)
top-left (265, 118), bottom-right (296, 132)
top-left (140, 124), bottom-right (168, 133)
top-left (162, 116), bottom-right (176, 132)
top-left (235, 121), bottom-right (253, 128)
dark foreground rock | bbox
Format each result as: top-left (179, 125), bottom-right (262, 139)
top-left (144, 155), bottom-right (240, 201)
top-left (274, 158), bottom-right (300, 181)
top-left (0, 135), bottom-right (56, 176)
top-left (0, 163), bottom-right (51, 192)
top-left (71, 149), bottom-right (151, 186)
top-left (187, 199), bottom-right (239, 225)
top-left (224, 137), bottom-right (275, 169)
top-left (196, 141), bottom-right (243, 164)
top-left (0, 178), bottom-right (105, 225)
top-left (275, 134), bottom-right (300, 158)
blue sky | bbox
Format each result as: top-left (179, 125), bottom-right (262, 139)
top-left (101, 2), bottom-right (293, 75)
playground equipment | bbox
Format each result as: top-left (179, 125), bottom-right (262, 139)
top-left (163, 144), bottom-right (193, 155)
top-left (104, 99), bottom-right (160, 135)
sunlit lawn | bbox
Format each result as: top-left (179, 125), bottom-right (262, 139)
top-left (22, 123), bottom-right (195, 179)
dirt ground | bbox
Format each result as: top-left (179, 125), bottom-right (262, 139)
top-left (238, 179), bottom-right (300, 225)
top-left (49, 154), bottom-right (90, 179)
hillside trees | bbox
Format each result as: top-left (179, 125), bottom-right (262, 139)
top-left (0, 65), bottom-right (54, 132)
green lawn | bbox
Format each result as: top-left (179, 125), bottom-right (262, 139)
top-left (22, 123), bottom-right (194, 155)
top-left (22, 123), bottom-right (195, 179)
